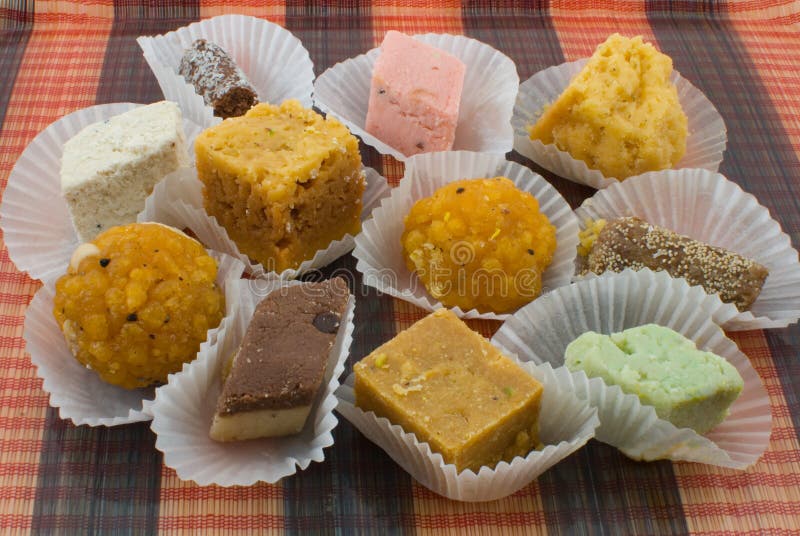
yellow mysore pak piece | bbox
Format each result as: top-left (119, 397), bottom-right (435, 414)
top-left (354, 309), bottom-right (544, 473)
top-left (529, 34), bottom-right (688, 180)
top-left (195, 99), bottom-right (364, 272)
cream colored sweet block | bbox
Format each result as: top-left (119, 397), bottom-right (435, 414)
top-left (60, 101), bottom-right (189, 241)
top-left (210, 405), bottom-right (312, 441)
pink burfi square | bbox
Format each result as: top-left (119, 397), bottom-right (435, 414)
top-left (365, 31), bottom-right (466, 157)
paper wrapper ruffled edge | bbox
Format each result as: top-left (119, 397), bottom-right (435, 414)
top-left (335, 361), bottom-right (599, 502)
top-left (139, 166), bottom-right (390, 280)
top-left (314, 33), bottom-right (518, 162)
top-left (492, 268), bottom-right (772, 469)
top-left (353, 150), bottom-right (579, 320)
top-left (0, 103), bottom-right (203, 282)
top-left (149, 278), bottom-right (355, 486)
top-left (512, 58), bottom-right (727, 188)
top-left (24, 249), bottom-right (245, 427)
top-left (573, 168), bottom-right (800, 330)
top-left (137, 14), bottom-right (315, 128)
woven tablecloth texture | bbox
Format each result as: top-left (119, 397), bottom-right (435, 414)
top-left (1, 1), bottom-right (799, 534)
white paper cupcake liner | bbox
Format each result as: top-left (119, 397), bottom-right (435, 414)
top-left (0, 103), bottom-right (203, 282)
top-left (314, 33), bottom-right (518, 162)
top-left (137, 14), bottom-right (314, 128)
top-left (353, 151), bottom-right (579, 320)
top-left (149, 278), bottom-right (355, 486)
top-left (492, 269), bottom-right (771, 469)
top-left (139, 166), bottom-right (390, 280)
top-left (336, 361), bottom-right (598, 502)
top-left (512, 58), bottom-right (727, 188)
top-left (574, 168), bottom-right (800, 330)
top-left (24, 250), bottom-right (245, 427)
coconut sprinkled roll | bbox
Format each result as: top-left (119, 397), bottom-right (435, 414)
top-left (178, 39), bottom-right (258, 119)
top-left (579, 216), bottom-right (769, 311)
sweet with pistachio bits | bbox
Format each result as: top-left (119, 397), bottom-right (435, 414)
top-left (354, 308), bottom-right (543, 473)
top-left (195, 100), bottom-right (365, 273)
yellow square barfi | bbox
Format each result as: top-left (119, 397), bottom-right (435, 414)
top-left (195, 100), bottom-right (364, 272)
top-left (354, 309), bottom-right (543, 472)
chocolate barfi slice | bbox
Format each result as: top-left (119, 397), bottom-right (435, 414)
top-left (179, 39), bottom-right (258, 119)
top-left (209, 277), bottom-right (349, 441)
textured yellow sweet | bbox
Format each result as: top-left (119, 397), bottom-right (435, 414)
top-left (195, 100), bottom-right (364, 272)
top-left (53, 223), bottom-right (224, 389)
top-left (354, 309), bottom-right (543, 473)
top-left (529, 34), bottom-right (688, 180)
top-left (401, 177), bottom-right (557, 313)
top-left (577, 218), bottom-right (607, 257)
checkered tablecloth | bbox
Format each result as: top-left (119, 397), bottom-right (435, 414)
top-left (1, 1), bottom-right (799, 534)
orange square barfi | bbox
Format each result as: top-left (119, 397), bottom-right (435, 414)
top-left (354, 309), bottom-right (543, 472)
top-left (195, 100), bottom-right (365, 272)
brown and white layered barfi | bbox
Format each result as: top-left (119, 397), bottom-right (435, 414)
top-left (209, 277), bottom-right (350, 441)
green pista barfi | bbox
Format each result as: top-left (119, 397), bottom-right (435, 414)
top-left (565, 324), bottom-right (743, 434)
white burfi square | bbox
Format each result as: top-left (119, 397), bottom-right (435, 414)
top-left (60, 101), bottom-right (189, 241)
top-left (365, 31), bottom-right (465, 157)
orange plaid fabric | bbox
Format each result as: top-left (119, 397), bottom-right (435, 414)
top-left (1, 1), bottom-right (799, 534)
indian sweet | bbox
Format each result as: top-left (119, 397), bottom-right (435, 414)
top-left (578, 216), bottom-right (769, 312)
top-left (60, 101), bottom-right (189, 241)
top-left (401, 177), bottom-right (557, 313)
top-left (529, 34), bottom-right (688, 180)
top-left (565, 324), bottom-right (743, 434)
top-left (178, 39), bottom-right (258, 119)
top-left (354, 308), bottom-right (544, 473)
top-left (365, 30), bottom-right (466, 156)
top-left (53, 223), bottom-right (225, 389)
top-left (194, 100), bottom-right (365, 273)
top-left (210, 277), bottom-right (350, 441)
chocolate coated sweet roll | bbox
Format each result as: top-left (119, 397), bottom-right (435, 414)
top-left (178, 39), bottom-right (258, 119)
top-left (579, 216), bottom-right (769, 311)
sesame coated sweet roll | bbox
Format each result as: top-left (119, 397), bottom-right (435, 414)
top-left (578, 216), bottom-right (768, 311)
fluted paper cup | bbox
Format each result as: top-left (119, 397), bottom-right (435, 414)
top-left (336, 361), bottom-right (597, 502)
top-left (492, 269), bottom-right (771, 469)
top-left (149, 278), bottom-right (355, 486)
top-left (513, 59), bottom-right (727, 189)
top-left (139, 166), bottom-right (390, 280)
top-left (0, 103), bottom-right (202, 282)
top-left (574, 169), bottom-right (800, 330)
top-left (314, 33), bottom-right (518, 161)
top-left (353, 151), bottom-right (579, 320)
top-left (137, 14), bottom-right (314, 128)
top-left (24, 249), bottom-right (244, 427)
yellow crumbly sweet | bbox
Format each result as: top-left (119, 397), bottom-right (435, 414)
top-left (529, 34), bottom-right (688, 180)
top-left (577, 218), bottom-right (607, 257)
top-left (53, 223), bottom-right (225, 389)
top-left (354, 309), bottom-right (544, 473)
top-left (401, 177), bottom-right (557, 313)
top-left (195, 100), bottom-right (364, 273)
